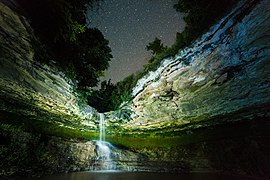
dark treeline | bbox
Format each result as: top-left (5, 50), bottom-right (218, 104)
top-left (19, 0), bottom-right (236, 112)
top-left (88, 76), bottom-right (136, 112)
top-left (19, 0), bottom-right (112, 90)
top-left (91, 0), bottom-right (237, 112)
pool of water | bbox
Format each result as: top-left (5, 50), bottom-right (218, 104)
top-left (35, 171), bottom-right (261, 180)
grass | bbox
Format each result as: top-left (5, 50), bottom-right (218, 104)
top-left (106, 114), bottom-right (270, 150)
top-left (0, 111), bottom-right (99, 140)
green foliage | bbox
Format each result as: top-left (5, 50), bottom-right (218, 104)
top-left (0, 124), bottom-right (23, 134)
top-left (146, 37), bottom-right (167, 55)
top-left (75, 28), bottom-right (112, 87)
top-left (0, 124), bottom-right (48, 169)
top-left (62, 9), bottom-right (86, 42)
top-left (173, 0), bottom-right (236, 47)
top-left (18, 0), bottom-right (112, 90)
top-left (87, 75), bottom-right (136, 112)
top-left (88, 80), bottom-right (116, 112)
top-left (75, 87), bottom-right (93, 105)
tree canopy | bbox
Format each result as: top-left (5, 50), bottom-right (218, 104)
top-left (173, 0), bottom-right (236, 46)
top-left (19, 0), bottom-right (112, 89)
top-left (19, 0), bottom-right (236, 112)
top-left (146, 37), bottom-right (167, 55)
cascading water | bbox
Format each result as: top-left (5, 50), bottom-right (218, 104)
top-left (99, 113), bottom-right (105, 141)
top-left (92, 113), bottom-right (115, 170)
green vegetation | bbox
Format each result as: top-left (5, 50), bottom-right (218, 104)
top-left (88, 80), bottom-right (116, 112)
top-left (0, 124), bottom-right (56, 176)
top-left (88, 75), bottom-right (136, 112)
top-left (19, 0), bottom-right (112, 90)
top-left (0, 111), bottom-right (99, 140)
top-left (146, 37), bottom-right (167, 55)
top-left (107, 116), bottom-right (270, 150)
top-left (28, 121), bottom-right (99, 140)
top-left (0, 122), bottom-right (98, 178)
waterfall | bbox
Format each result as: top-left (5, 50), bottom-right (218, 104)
top-left (99, 113), bottom-right (105, 141)
top-left (92, 113), bottom-right (115, 171)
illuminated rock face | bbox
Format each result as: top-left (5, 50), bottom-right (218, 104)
top-left (1, 0), bottom-right (269, 135)
top-left (1, 0), bottom-right (270, 178)
top-left (0, 2), bottom-right (99, 131)
top-left (108, 0), bottom-right (270, 133)
top-left (103, 1), bottom-right (270, 175)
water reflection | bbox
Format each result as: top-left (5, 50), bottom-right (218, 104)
top-left (37, 172), bottom-right (260, 180)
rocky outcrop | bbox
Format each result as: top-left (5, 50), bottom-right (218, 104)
top-left (0, 1), bottom-right (99, 131)
top-left (107, 0), bottom-right (270, 134)
top-left (1, 0), bottom-right (270, 178)
top-left (104, 0), bottom-right (270, 176)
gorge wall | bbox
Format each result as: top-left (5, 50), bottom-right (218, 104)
top-left (105, 0), bottom-right (270, 176)
top-left (0, 1), bottom-right (101, 178)
top-left (107, 0), bottom-right (270, 134)
top-left (0, 0), bottom-right (270, 179)
top-left (0, 1), bottom-right (100, 133)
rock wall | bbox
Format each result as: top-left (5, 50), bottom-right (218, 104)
top-left (107, 0), bottom-right (270, 134)
top-left (0, 2), bottom-right (150, 178)
top-left (105, 0), bottom-right (270, 177)
top-left (0, 1), bottom-right (99, 131)
top-left (1, 0), bottom-right (270, 178)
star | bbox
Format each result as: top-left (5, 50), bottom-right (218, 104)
top-left (87, 0), bottom-right (185, 84)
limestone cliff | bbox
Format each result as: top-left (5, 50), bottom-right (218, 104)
top-left (103, 0), bottom-right (270, 176)
top-left (0, 1), bottom-right (99, 132)
top-left (1, 0), bottom-right (270, 178)
top-left (107, 0), bottom-right (270, 134)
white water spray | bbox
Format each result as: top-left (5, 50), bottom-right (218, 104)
top-left (93, 113), bottom-right (115, 170)
top-left (99, 113), bottom-right (105, 141)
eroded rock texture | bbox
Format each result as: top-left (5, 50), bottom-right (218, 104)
top-left (0, 0), bottom-right (270, 178)
top-left (104, 0), bottom-right (270, 176)
top-left (0, 1), bottom-right (99, 131)
top-left (108, 0), bottom-right (270, 134)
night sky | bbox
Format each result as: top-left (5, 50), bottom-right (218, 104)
top-left (87, 0), bottom-right (185, 84)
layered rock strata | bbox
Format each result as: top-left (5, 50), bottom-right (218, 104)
top-left (0, 1), bottom-right (99, 131)
top-left (107, 0), bottom-right (270, 134)
top-left (0, 0), bottom-right (270, 178)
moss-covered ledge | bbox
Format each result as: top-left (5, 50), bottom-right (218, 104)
top-left (106, 116), bottom-right (270, 176)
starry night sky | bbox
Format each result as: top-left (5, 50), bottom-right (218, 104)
top-left (87, 0), bottom-right (185, 83)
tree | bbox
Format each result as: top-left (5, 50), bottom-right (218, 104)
top-left (75, 28), bottom-right (112, 87)
top-left (88, 80), bottom-right (116, 112)
top-left (173, 0), bottom-right (236, 43)
top-left (146, 37), bottom-right (166, 55)
top-left (18, 0), bottom-right (112, 89)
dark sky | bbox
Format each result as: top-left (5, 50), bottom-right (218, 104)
top-left (87, 0), bottom-right (185, 84)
